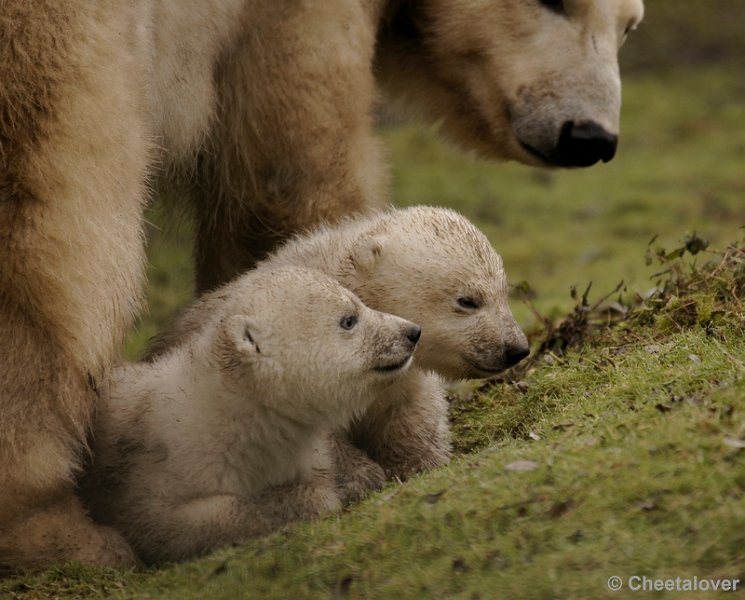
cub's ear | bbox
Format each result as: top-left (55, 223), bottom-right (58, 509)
top-left (349, 234), bottom-right (387, 273)
top-left (220, 314), bottom-right (263, 359)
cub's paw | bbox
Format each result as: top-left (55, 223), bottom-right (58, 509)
top-left (337, 457), bottom-right (385, 505)
top-left (299, 482), bottom-right (342, 519)
top-left (380, 447), bottom-right (451, 482)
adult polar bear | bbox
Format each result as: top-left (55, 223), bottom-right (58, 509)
top-left (0, 0), bottom-right (643, 572)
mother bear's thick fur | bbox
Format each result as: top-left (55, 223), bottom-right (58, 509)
top-left (0, 0), bottom-right (643, 572)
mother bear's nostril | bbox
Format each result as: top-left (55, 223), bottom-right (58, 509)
top-left (504, 343), bottom-right (530, 368)
top-left (406, 325), bottom-right (422, 346)
top-left (556, 120), bottom-right (618, 167)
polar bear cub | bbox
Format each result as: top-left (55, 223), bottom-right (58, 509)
top-left (81, 266), bottom-right (420, 564)
top-left (147, 206), bottom-right (528, 496)
top-left (267, 206), bottom-right (530, 479)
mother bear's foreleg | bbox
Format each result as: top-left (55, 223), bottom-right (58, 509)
top-left (0, 2), bottom-right (152, 573)
top-left (191, 2), bottom-right (387, 292)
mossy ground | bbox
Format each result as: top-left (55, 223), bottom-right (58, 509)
top-left (4, 3), bottom-right (745, 598)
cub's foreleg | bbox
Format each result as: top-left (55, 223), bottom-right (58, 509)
top-left (352, 369), bottom-right (452, 481)
top-left (132, 478), bottom-right (341, 565)
top-left (330, 433), bottom-right (386, 504)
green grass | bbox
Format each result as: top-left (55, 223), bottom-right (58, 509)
top-left (5, 5), bottom-right (745, 597)
top-left (124, 206), bottom-right (194, 358)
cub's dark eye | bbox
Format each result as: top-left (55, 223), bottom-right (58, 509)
top-left (340, 314), bottom-right (358, 330)
top-left (457, 297), bottom-right (480, 310)
top-left (539, 0), bottom-right (565, 14)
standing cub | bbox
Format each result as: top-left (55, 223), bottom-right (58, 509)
top-left (81, 266), bottom-right (420, 564)
top-left (148, 207), bottom-right (529, 497)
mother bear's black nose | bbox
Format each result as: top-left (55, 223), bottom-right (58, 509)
top-left (556, 120), bottom-right (618, 167)
top-left (406, 325), bottom-right (422, 346)
top-left (504, 342), bottom-right (530, 368)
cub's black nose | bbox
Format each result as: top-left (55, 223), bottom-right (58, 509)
top-left (406, 325), bottom-right (422, 346)
top-left (504, 343), bottom-right (530, 368)
top-left (556, 120), bottom-right (618, 167)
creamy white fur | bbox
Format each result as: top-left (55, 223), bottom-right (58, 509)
top-left (148, 207), bottom-right (529, 489)
top-left (82, 266), bottom-right (419, 564)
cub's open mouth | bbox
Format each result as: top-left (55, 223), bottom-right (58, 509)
top-left (374, 354), bottom-right (413, 374)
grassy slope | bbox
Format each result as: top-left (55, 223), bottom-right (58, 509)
top-left (7, 267), bottom-right (744, 599)
top-left (4, 4), bottom-right (745, 598)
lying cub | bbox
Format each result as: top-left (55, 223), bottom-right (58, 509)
top-left (147, 207), bottom-right (528, 501)
top-left (81, 266), bottom-right (420, 564)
